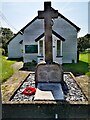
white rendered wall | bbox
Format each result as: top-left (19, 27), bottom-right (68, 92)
top-left (53, 17), bottom-right (78, 63)
top-left (24, 16), bottom-right (78, 63)
top-left (23, 19), bottom-right (44, 63)
top-left (8, 33), bottom-right (23, 58)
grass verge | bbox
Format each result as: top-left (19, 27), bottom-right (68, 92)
top-left (63, 53), bottom-right (90, 76)
top-left (0, 56), bottom-right (16, 83)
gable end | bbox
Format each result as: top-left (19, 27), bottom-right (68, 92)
top-left (35, 30), bottom-right (65, 42)
top-left (51, 7), bottom-right (80, 32)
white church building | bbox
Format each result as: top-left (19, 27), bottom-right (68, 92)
top-left (7, 6), bottom-right (80, 64)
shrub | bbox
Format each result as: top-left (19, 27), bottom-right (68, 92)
top-left (0, 48), bottom-right (5, 55)
top-left (86, 72), bottom-right (90, 77)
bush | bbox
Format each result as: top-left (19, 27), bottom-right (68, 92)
top-left (24, 60), bottom-right (37, 67)
top-left (0, 48), bottom-right (5, 55)
top-left (86, 72), bottom-right (90, 77)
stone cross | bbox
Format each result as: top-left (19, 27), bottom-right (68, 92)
top-left (38, 2), bottom-right (58, 64)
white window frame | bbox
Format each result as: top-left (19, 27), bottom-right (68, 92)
top-left (56, 40), bottom-right (62, 56)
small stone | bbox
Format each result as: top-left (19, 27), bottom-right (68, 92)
top-left (11, 73), bottom-right (86, 102)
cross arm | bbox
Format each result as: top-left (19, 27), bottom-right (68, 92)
top-left (51, 10), bottom-right (58, 18)
top-left (38, 11), bottom-right (45, 19)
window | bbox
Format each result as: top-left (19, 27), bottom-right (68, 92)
top-left (25, 45), bottom-right (38, 53)
top-left (39, 40), bottom-right (43, 56)
top-left (57, 40), bottom-right (61, 56)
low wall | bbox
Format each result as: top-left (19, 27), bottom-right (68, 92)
top-left (2, 101), bottom-right (89, 120)
top-left (2, 72), bottom-right (89, 120)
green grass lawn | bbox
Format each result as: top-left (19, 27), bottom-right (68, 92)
top-left (63, 53), bottom-right (90, 76)
top-left (0, 52), bottom-right (90, 83)
top-left (79, 53), bottom-right (89, 63)
top-left (0, 56), bottom-right (16, 83)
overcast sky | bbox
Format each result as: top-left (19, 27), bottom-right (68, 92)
top-left (0, 0), bottom-right (89, 37)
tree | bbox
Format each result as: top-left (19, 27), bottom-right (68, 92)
top-left (0, 27), bottom-right (14, 54)
top-left (77, 34), bottom-right (90, 52)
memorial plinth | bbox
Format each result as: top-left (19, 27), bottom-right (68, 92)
top-left (35, 63), bottom-right (63, 84)
top-left (35, 63), bottom-right (64, 100)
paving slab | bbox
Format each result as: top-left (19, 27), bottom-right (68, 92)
top-left (34, 83), bottom-right (64, 100)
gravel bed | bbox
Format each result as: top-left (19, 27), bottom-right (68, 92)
top-left (11, 73), bottom-right (35, 102)
top-left (64, 74), bottom-right (86, 102)
top-left (11, 73), bottom-right (87, 102)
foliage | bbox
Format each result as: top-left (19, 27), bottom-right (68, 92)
top-left (86, 72), bottom-right (90, 77)
top-left (77, 34), bottom-right (90, 52)
top-left (0, 48), bottom-right (5, 55)
top-left (0, 27), bottom-right (14, 54)
top-left (0, 55), bottom-right (16, 83)
top-left (24, 60), bottom-right (37, 67)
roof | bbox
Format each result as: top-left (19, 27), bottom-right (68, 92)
top-left (7, 17), bottom-right (38, 44)
top-left (7, 31), bottom-right (22, 44)
top-left (52, 7), bottom-right (80, 32)
top-left (21, 16), bottom-right (38, 32)
top-left (7, 7), bottom-right (80, 44)
top-left (20, 7), bottom-right (80, 33)
top-left (58, 13), bottom-right (80, 32)
top-left (35, 30), bottom-right (65, 42)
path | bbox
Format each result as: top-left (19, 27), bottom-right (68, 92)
top-left (76, 75), bottom-right (89, 100)
top-left (11, 61), bottom-right (23, 72)
top-left (1, 62), bottom-right (30, 102)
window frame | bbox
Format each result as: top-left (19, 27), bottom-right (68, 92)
top-left (57, 40), bottom-right (61, 56)
top-left (25, 45), bottom-right (38, 54)
top-left (39, 40), bottom-right (43, 56)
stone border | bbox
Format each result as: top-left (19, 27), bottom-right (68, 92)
top-left (69, 72), bottom-right (88, 102)
top-left (7, 72), bottom-right (35, 101)
top-left (2, 72), bottom-right (88, 105)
